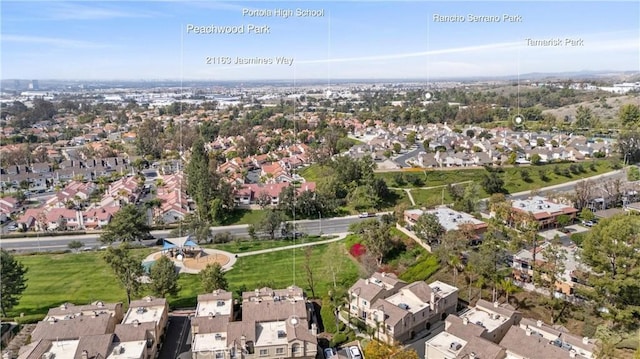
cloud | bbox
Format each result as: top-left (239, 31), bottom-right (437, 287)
top-left (295, 41), bottom-right (523, 65)
top-left (2, 35), bottom-right (111, 49)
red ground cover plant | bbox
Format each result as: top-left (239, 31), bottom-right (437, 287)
top-left (349, 243), bottom-right (366, 258)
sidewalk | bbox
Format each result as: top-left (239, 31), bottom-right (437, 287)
top-left (236, 233), bottom-right (349, 258)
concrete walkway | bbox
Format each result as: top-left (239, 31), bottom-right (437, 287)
top-left (236, 233), bottom-right (349, 258)
top-left (405, 189), bottom-right (416, 206)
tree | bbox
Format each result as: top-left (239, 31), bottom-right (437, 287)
top-left (68, 240), bottom-right (84, 251)
top-left (580, 207), bottom-right (595, 222)
top-left (364, 340), bottom-right (419, 359)
top-left (200, 262), bottom-right (228, 292)
top-left (186, 137), bottom-right (213, 220)
top-left (575, 105), bottom-right (593, 128)
top-left (360, 221), bottom-right (392, 267)
top-left (556, 214), bottom-right (571, 229)
top-left (413, 213), bottom-right (445, 245)
top-left (149, 255), bottom-right (180, 298)
top-left (103, 243), bottom-right (144, 305)
top-left (393, 142), bottom-right (402, 154)
top-left (539, 235), bottom-right (568, 323)
top-left (581, 214), bottom-right (640, 328)
top-left (481, 171), bottom-right (506, 194)
top-left (258, 209), bottom-right (285, 240)
top-left (530, 153), bottom-right (542, 165)
top-left (573, 180), bottom-right (595, 210)
top-left (302, 247), bottom-right (316, 298)
top-left (406, 131), bottom-right (416, 145)
top-left (172, 214), bottom-right (210, 243)
top-left (100, 204), bottom-right (151, 243)
top-left (619, 103), bottom-right (640, 128)
top-left (0, 250), bottom-right (28, 317)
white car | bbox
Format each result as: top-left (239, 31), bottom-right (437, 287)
top-left (323, 348), bottom-right (337, 359)
top-left (347, 346), bottom-right (362, 359)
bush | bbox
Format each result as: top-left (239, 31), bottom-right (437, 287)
top-left (330, 333), bottom-right (348, 347)
top-left (349, 243), bottom-right (366, 258)
top-left (212, 231), bottom-right (233, 244)
top-left (399, 254), bottom-right (440, 282)
top-left (571, 232), bottom-right (587, 247)
top-left (321, 297), bottom-right (337, 333)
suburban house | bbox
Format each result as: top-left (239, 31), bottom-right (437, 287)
top-left (234, 182), bottom-right (316, 207)
top-left (511, 196), bottom-right (578, 229)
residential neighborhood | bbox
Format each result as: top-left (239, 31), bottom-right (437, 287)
top-left (2, 1), bottom-right (640, 358)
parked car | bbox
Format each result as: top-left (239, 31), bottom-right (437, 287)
top-left (323, 347), bottom-right (337, 359)
top-left (347, 346), bottom-right (362, 359)
top-left (582, 221), bottom-right (595, 227)
top-left (359, 212), bottom-right (375, 218)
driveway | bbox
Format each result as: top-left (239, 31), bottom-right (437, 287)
top-left (393, 144), bottom-right (425, 167)
top-left (158, 315), bottom-right (191, 359)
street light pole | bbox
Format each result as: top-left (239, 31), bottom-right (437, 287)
top-left (319, 211), bottom-right (322, 235)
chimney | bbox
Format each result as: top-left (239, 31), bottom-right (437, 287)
top-left (569, 349), bottom-right (577, 358)
top-left (469, 353), bottom-right (476, 359)
top-left (582, 337), bottom-right (589, 345)
top-left (430, 292), bottom-right (436, 311)
top-left (494, 301), bottom-right (499, 308)
top-left (311, 323), bottom-right (317, 336)
top-left (536, 320), bottom-right (543, 327)
top-left (365, 279), bottom-right (369, 285)
top-left (81, 350), bottom-right (89, 359)
top-left (240, 335), bottom-right (246, 349)
top-left (525, 327), bottom-right (532, 336)
top-left (462, 317), bottom-right (469, 326)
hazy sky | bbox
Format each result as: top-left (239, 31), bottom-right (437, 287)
top-left (2, 1), bottom-right (639, 80)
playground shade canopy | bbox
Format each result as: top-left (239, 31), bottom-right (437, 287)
top-left (162, 236), bottom-right (198, 250)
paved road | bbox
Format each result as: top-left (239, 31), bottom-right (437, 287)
top-left (158, 315), bottom-right (191, 359)
top-left (393, 143), bottom-right (425, 168)
top-left (0, 214), bottom-right (382, 252)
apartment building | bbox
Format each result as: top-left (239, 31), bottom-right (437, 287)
top-left (425, 301), bottom-right (594, 359)
top-left (191, 286), bottom-right (318, 359)
top-left (349, 273), bottom-right (458, 345)
top-left (499, 318), bottom-right (596, 359)
top-left (511, 196), bottom-right (578, 229)
top-left (121, 296), bottom-right (169, 355)
top-left (348, 272), bottom-right (408, 321)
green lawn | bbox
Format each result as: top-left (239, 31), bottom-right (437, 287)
top-left (379, 160), bottom-right (614, 194)
top-left (298, 164), bottom-right (332, 182)
top-left (202, 235), bottom-right (330, 253)
top-left (222, 209), bottom-right (267, 225)
top-left (410, 188), bottom-right (457, 208)
top-left (8, 241), bottom-right (359, 320)
top-left (8, 249), bottom-right (153, 320)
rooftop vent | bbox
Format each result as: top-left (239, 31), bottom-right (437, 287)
top-left (96, 301), bottom-right (104, 307)
top-left (217, 301), bottom-right (225, 307)
top-left (277, 330), bottom-right (287, 339)
top-left (398, 303), bottom-right (410, 310)
top-left (215, 333), bottom-right (223, 340)
top-left (433, 286), bottom-right (441, 292)
top-left (60, 304), bottom-right (67, 310)
top-left (449, 342), bottom-right (462, 351)
top-left (520, 203), bottom-right (526, 207)
top-left (136, 307), bottom-right (146, 314)
top-left (112, 345), bottom-right (124, 355)
top-left (476, 321), bottom-right (484, 328)
top-left (274, 296), bottom-right (280, 302)
top-left (42, 353), bottom-right (55, 359)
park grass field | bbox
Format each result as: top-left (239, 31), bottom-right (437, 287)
top-left (7, 242), bottom-right (359, 320)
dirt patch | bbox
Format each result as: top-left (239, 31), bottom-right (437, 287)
top-left (182, 252), bottom-right (230, 271)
